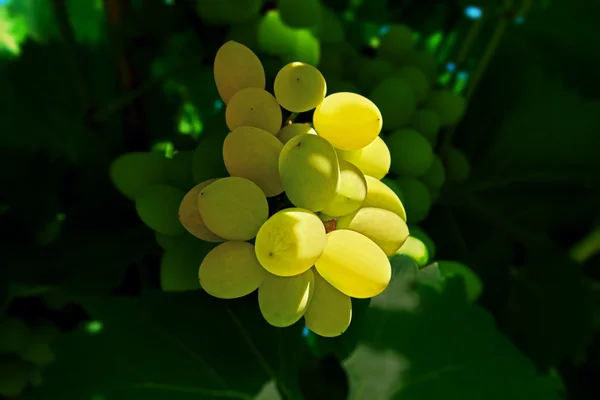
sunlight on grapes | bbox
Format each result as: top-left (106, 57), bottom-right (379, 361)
top-left (177, 102), bottom-right (203, 138)
top-left (152, 141), bottom-right (175, 158)
top-left (425, 31), bottom-right (443, 54)
top-left (85, 320), bottom-right (104, 334)
top-left (0, 7), bottom-right (27, 55)
top-left (307, 152), bottom-right (334, 176)
top-left (296, 285), bottom-right (312, 313)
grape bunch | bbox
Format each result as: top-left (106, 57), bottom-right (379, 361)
top-left (0, 317), bottom-right (59, 397)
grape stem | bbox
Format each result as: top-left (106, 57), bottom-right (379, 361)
top-left (283, 112), bottom-right (299, 127)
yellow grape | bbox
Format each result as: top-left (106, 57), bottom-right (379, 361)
top-left (223, 127), bottom-right (284, 197)
top-left (274, 62), bottom-right (327, 112)
top-left (136, 184), bottom-right (186, 235)
top-left (255, 208), bottom-right (326, 276)
top-left (109, 152), bottom-right (169, 200)
top-left (304, 271), bottom-right (352, 337)
top-left (214, 40), bottom-right (266, 104)
top-left (386, 128), bottom-right (434, 177)
top-left (363, 175), bottom-right (407, 221)
top-left (378, 24), bottom-right (414, 63)
top-left (336, 207), bottom-right (409, 256)
top-left (0, 317), bottom-right (30, 353)
top-left (278, 0), bottom-right (322, 29)
top-left (313, 92), bottom-right (382, 151)
top-left (258, 269), bottom-right (315, 327)
top-left (278, 134), bottom-right (340, 211)
top-left (408, 109), bottom-right (441, 144)
top-left (197, 177), bottom-right (268, 241)
top-left (179, 179), bottom-right (225, 242)
top-left (276, 123), bottom-right (317, 145)
top-left (161, 237), bottom-right (217, 292)
top-left (321, 160), bottom-right (367, 217)
top-left (19, 341), bottom-right (55, 366)
top-left (395, 177), bottom-right (432, 223)
top-left (408, 225), bottom-right (436, 259)
top-left (336, 136), bottom-right (390, 180)
top-left (396, 66), bottom-right (430, 104)
top-left (426, 90), bottom-right (467, 126)
top-left (369, 77), bottom-right (416, 130)
top-left (315, 230), bottom-right (391, 298)
top-left (394, 236), bottom-right (429, 267)
top-left (0, 357), bottom-right (29, 397)
top-left (225, 87), bottom-right (283, 135)
top-left (199, 241), bottom-right (266, 299)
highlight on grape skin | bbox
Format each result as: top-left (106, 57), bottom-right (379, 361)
top-left (274, 62), bottom-right (327, 113)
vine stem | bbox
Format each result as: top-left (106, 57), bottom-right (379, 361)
top-left (283, 112), bottom-right (299, 127)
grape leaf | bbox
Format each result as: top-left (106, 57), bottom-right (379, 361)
top-left (25, 291), bottom-right (310, 400)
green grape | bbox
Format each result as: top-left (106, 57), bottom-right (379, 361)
top-left (109, 152), bottom-right (169, 200)
top-left (313, 93), bottom-right (382, 151)
top-left (225, 87), bottom-right (282, 135)
top-left (337, 207), bottom-right (409, 256)
top-left (19, 341), bottom-right (55, 366)
top-left (278, 134), bottom-right (340, 211)
top-left (199, 241), bottom-right (266, 299)
top-left (437, 261), bottom-right (483, 302)
top-left (363, 175), bottom-right (407, 221)
top-left (0, 317), bottom-right (30, 353)
top-left (408, 225), bottom-right (436, 259)
top-left (197, 0), bottom-right (263, 25)
top-left (227, 17), bottom-right (261, 52)
top-left (255, 208), bottom-right (326, 276)
top-left (304, 271), bottom-right (352, 337)
top-left (283, 30), bottom-right (321, 67)
top-left (321, 161), bottom-right (367, 217)
top-left (380, 177), bottom-right (403, 199)
top-left (395, 177), bottom-right (432, 223)
top-left (336, 136), bottom-right (391, 180)
top-left (313, 5), bottom-right (344, 44)
top-left (135, 184), bottom-right (186, 235)
top-left (402, 50), bottom-right (437, 83)
top-left (166, 150), bottom-right (195, 191)
top-left (369, 77), bottom-right (416, 130)
top-left (274, 62), bottom-right (327, 112)
top-left (161, 237), bottom-right (217, 292)
top-left (223, 127), bottom-right (284, 197)
top-left (420, 155), bottom-right (446, 191)
top-left (214, 40), bottom-right (266, 104)
top-left (0, 356), bottom-right (29, 397)
top-left (396, 66), bottom-right (430, 104)
top-left (326, 78), bottom-right (360, 95)
top-left (192, 133), bottom-right (229, 184)
top-left (155, 231), bottom-right (187, 250)
top-left (386, 128), bottom-right (434, 177)
top-left (408, 109), bottom-right (441, 144)
top-left (278, 0), bottom-right (322, 29)
top-left (315, 230), bottom-right (391, 298)
top-left (446, 146), bottom-right (471, 183)
top-left (277, 123), bottom-right (317, 145)
top-left (394, 236), bottom-right (429, 267)
top-left (426, 90), bottom-right (467, 126)
top-left (259, 269), bottom-right (315, 327)
top-left (378, 24), bottom-right (414, 63)
top-left (197, 177), bottom-right (269, 241)
top-left (179, 179), bottom-right (225, 242)
top-left (338, 42), bottom-right (362, 81)
top-left (357, 58), bottom-right (395, 91)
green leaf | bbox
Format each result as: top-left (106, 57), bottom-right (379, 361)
top-left (26, 291), bottom-right (310, 400)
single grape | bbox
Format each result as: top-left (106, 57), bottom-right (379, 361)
top-left (402, 50), bottom-right (437, 83)
top-left (161, 237), bottom-right (217, 292)
top-left (426, 90), bottom-right (467, 126)
top-left (19, 341), bottom-right (55, 366)
top-left (199, 241), bottom-right (266, 299)
top-left (283, 30), bottom-right (321, 67)
top-left (363, 175), bottom-right (407, 221)
top-left (278, 0), bottom-right (322, 29)
top-left (336, 207), bottom-right (409, 256)
top-left (369, 77), bottom-right (416, 130)
top-left (395, 177), bottom-right (432, 223)
top-left (378, 24), bottom-right (414, 63)
top-left (166, 150), bottom-right (195, 191)
top-left (179, 179), bottom-right (225, 242)
top-left (304, 271), bottom-right (352, 337)
top-left (225, 87), bottom-right (282, 135)
top-left (223, 127), bottom-right (284, 197)
top-left (197, 177), bottom-right (269, 241)
top-left (336, 136), bottom-right (390, 180)
top-left (0, 317), bottom-right (30, 353)
top-left (278, 134), bottom-right (340, 211)
top-left (420, 155), bottom-right (446, 191)
top-left (136, 184), bottom-right (186, 235)
top-left (437, 261), bottom-right (483, 302)
top-left (315, 230), bottom-right (391, 298)
top-left (321, 161), bottom-right (367, 217)
top-left (0, 356), bottom-right (29, 397)
top-left (357, 57), bottom-right (395, 91)
top-left (258, 269), bottom-right (315, 327)
top-left (192, 133), bottom-right (229, 184)
top-left (393, 236), bottom-right (429, 267)
top-left (313, 92), bottom-right (382, 151)
top-left (446, 146), bottom-right (471, 182)
top-left (214, 40), bottom-right (265, 104)
top-left (277, 123), bottom-right (317, 145)
top-left (274, 62), bottom-right (327, 113)
top-left (155, 231), bottom-right (187, 250)
top-left (386, 128), bottom-right (434, 177)
top-left (408, 225), bottom-right (436, 259)
top-left (380, 177), bottom-right (403, 199)
top-left (109, 152), bottom-right (169, 200)
top-left (396, 66), bottom-right (430, 104)
top-left (407, 109), bottom-right (441, 144)
top-left (255, 208), bottom-right (326, 276)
